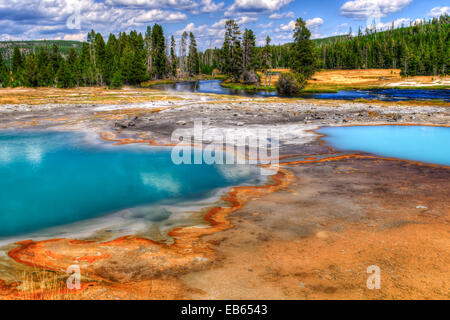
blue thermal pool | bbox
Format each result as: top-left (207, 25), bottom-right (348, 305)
top-left (0, 131), bottom-right (261, 238)
top-left (317, 125), bottom-right (450, 166)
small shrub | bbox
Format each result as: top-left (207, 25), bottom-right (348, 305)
top-left (276, 72), bottom-right (306, 96)
top-left (109, 71), bottom-right (123, 89)
top-left (241, 70), bottom-right (260, 85)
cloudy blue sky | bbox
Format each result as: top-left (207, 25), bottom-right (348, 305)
top-left (0, 0), bottom-right (448, 49)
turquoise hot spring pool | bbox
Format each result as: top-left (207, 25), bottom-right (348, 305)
top-left (0, 131), bottom-right (262, 238)
top-left (317, 125), bottom-right (450, 167)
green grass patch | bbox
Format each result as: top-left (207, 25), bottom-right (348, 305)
top-left (220, 82), bottom-right (276, 92)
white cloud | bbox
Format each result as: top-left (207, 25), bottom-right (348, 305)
top-left (275, 17), bottom-right (324, 40)
top-left (133, 9), bottom-right (187, 23)
top-left (340, 0), bottom-right (412, 20)
top-left (226, 0), bottom-right (293, 16)
top-left (306, 17), bottom-right (324, 29)
top-left (211, 16), bottom-right (257, 29)
top-left (427, 6), bottom-right (450, 17)
top-left (269, 11), bottom-right (294, 19)
top-left (199, 0), bottom-right (225, 13)
top-left (258, 21), bottom-right (273, 28)
top-left (236, 16), bottom-right (258, 24)
top-left (276, 17), bottom-right (323, 32)
top-left (276, 20), bottom-right (295, 32)
top-left (105, 0), bottom-right (198, 10)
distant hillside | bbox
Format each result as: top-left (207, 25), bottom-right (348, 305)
top-left (313, 35), bottom-right (351, 45)
top-left (0, 40), bottom-right (82, 65)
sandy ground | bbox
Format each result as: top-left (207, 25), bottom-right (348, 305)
top-left (0, 88), bottom-right (449, 300)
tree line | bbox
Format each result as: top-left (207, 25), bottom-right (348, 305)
top-left (202, 15), bottom-right (449, 77)
top-left (318, 14), bottom-right (449, 76)
top-left (0, 25), bottom-right (201, 88)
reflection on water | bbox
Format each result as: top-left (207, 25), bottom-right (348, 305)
top-left (153, 80), bottom-right (277, 97)
top-left (154, 80), bottom-right (450, 101)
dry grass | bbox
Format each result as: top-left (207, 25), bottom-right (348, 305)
top-left (12, 269), bottom-right (78, 300)
top-left (0, 86), bottom-right (185, 105)
top-left (310, 69), bottom-right (401, 85)
top-left (256, 69), bottom-right (449, 92)
top-left (257, 69), bottom-right (289, 86)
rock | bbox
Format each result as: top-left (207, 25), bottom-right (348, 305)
top-left (115, 120), bottom-right (135, 128)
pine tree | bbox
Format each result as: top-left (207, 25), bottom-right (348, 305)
top-left (242, 29), bottom-right (256, 71)
top-left (222, 20), bottom-right (242, 81)
top-left (105, 33), bottom-right (119, 84)
top-left (0, 52), bottom-right (9, 87)
top-left (129, 31), bottom-right (148, 85)
top-left (170, 35), bottom-right (177, 78)
top-left (49, 44), bottom-right (62, 82)
top-left (12, 47), bottom-right (24, 73)
top-left (151, 24), bottom-right (167, 79)
top-left (79, 42), bottom-right (94, 86)
top-left (66, 48), bottom-right (79, 87)
top-left (36, 46), bottom-right (52, 86)
top-left (260, 36), bottom-right (272, 87)
top-left (221, 24), bottom-right (232, 76)
top-left (94, 33), bottom-right (106, 85)
top-left (56, 60), bottom-right (70, 88)
top-left (291, 18), bottom-right (316, 79)
top-left (23, 52), bottom-right (39, 87)
top-left (109, 69), bottom-right (123, 89)
top-left (188, 32), bottom-right (199, 76)
top-left (120, 42), bottom-right (134, 84)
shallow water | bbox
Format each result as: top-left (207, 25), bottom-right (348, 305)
top-left (154, 80), bottom-right (450, 101)
top-left (317, 125), bottom-right (450, 166)
top-left (0, 131), bottom-right (262, 237)
top-left (153, 80), bottom-right (277, 97)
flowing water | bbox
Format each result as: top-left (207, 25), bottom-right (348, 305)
top-left (153, 80), bottom-right (450, 101)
